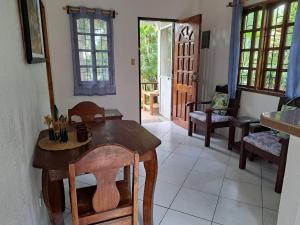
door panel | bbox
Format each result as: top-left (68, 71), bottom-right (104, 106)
top-left (172, 15), bottom-right (201, 128)
top-left (159, 23), bottom-right (173, 120)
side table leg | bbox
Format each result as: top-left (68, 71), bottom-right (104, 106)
top-left (42, 170), bottom-right (65, 225)
top-left (143, 151), bottom-right (158, 225)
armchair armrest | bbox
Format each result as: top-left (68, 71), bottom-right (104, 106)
top-left (249, 123), bottom-right (271, 133)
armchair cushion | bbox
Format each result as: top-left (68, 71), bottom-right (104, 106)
top-left (211, 92), bottom-right (229, 116)
top-left (243, 131), bottom-right (282, 156)
top-left (190, 111), bottom-right (232, 123)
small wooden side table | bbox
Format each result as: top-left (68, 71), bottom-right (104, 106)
top-left (228, 116), bottom-right (260, 151)
top-left (143, 91), bottom-right (159, 115)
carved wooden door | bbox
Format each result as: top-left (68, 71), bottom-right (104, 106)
top-left (172, 15), bottom-right (201, 128)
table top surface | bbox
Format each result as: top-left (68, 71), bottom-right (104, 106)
top-left (104, 109), bottom-right (123, 118)
top-left (261, 109), bottom-right (300, 137)
top-left (33, 120), bottom-right (161, 171)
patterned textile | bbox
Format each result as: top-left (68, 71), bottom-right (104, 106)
top-left (243, 131), bottom-right (282, 156)
top-left (189, 111), bottom-right (232, 123)
top-left (211, 92), bottom-right (229, 116)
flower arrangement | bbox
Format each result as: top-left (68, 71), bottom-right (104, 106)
top-left (44, 105), bottom-right (68, 143)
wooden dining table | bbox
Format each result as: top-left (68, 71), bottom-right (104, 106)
top-left (32, 120), bottom-right (161, 225)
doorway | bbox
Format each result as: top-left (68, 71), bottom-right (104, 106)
top-left (138, 18), bottom-right (175, 124)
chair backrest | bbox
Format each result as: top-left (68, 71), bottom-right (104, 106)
top-left (278, 96), bottom-right (300, 111)
top-left (215, 85), bottom-right (242, 117)
top-left (68, 101), bottom-right (105, 123)
top-left (69, 144), bottom-right (139, 225)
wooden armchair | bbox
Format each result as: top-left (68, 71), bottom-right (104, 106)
top-left (68, 144), bottom-right (139, 225)
top-left (187, 85), bottom-right (242, 147)
top-left (239, 97), bottom-right (300, 193)
top-left (68, 101), bottom-right (105, 123)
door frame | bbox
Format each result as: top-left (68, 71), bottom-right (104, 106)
top-left (138, 17), bottom-right (177, 124)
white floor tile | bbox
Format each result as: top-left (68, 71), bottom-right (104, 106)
top-left (64, 212), bottom-right (72, 225)
top-left (157, 150), bottom-right (172, 165)
top-left (220, 178), bottom-right (262, 207)
top-left (163, 153), bottom-right (198, 170)
top-left (184, 171), bottom-right (224, 196)
top-left (213, 197), bottom-right (263, 225)
top-left (225, 165), bottom-right (261, 186)
top-left (170, 187), bottom-right (218, 221)
top-left (160, 209), bottom-right (211, 225)
top-left (263, 208), bottom-right (278, 225)
top-left (157, 164), bottom-right (191, 185)
top-left (174, 143), bottom-right (203, 157)
top-left (192, 158), bottom-right (227, 176)
top-left (199, 148), bottom-right (230, 164)
top-left (138, 200), bottom-right (167, 225)
top-left (139, 180), bottom-right (181, 207)
top-left (156, 141), bottom-right (181, 153)
top-left (262, 187), bottom-right (281, 210)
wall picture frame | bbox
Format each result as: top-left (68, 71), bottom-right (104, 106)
top-left (19, 0), bottom-right (45, 64)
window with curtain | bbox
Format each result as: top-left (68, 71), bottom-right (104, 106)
top-left (69, 8), bottom-right (116, 96)
top-left (238, 0), bottom-right (298, 95)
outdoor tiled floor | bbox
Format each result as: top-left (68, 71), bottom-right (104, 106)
top-left (62, 121), bottom-right (280, 225)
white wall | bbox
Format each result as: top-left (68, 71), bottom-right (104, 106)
top-left (44, 0), bottom-right (200, 121)
top-left (198, 0), bottom-right (280, 121)
top-left (0, 1), bottom-right (50, 225)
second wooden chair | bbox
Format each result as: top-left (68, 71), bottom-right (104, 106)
top-left (68, 101), bottom-right (105, 123)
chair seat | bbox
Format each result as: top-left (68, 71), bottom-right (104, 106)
top-left (243, 131), bottom-right (282, 156)
top-left (189, 111), bottom-right (232, 123)
top-left (77, 180), bottom-right (132, 217)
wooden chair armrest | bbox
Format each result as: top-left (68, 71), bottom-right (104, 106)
top-left (186, 101), bottom-right (212, 107)
top-left (279, 137), bottom-right (290, 145)
top-left (249, 123), bottom-right (271, 133)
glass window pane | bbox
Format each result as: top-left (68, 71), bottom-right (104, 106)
top-left (264, 71), bottom-right (276, 89)
top-left (269, 28), bottom-right (282, 48)
top-left (80, 67), bottom-right (93, 81)
top-left (255, 31), bottom-right (261, 48)
top-left (289, 1), bottom-right (299, 23)
top-left (286, 26), bottom-right (294, 47)
top-left (256, 10), bottom-right (263, 29)
top-left (245, 12), bottom-right (254, 30)
top-left (95, 36), bottom-right (108, 50)
top-left (282, 49), bottom-right (290, 70)
top-left (280, 72), bottom-right (288, 91)
top-left (252, 51), bottom-right (259, 68)
top-left (78, 35), bottom-right (91, 49)
top-left (239, 69), bottom-right (249, 85)
top-left (96, 52), bottom-right (109, 66)
top-left (97, 68), bottom-right (109, 81)
top-left (241, 51), bottom-right (250, 67)
top-left (94, 19), bottom-right (107, 34)
top-left (251, 70), bottom-right (256, 86)
top-left (242, 32), bottom-right (253, 49)
top-left (79, 52), bottom-right (92, 66)
top-left (272, 4), bottom-right (285, 26)
top-left (77, 18), bottom-right (90, 33)
top-left (267, 50), bottom-right (279, 69)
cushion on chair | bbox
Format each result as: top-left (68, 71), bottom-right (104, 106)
top-left (189, 111), bottom-right (232, 123)
top-left (243, 131), bottom-right (282, 156)
top-left (211, 92), bottom-right (229, 116)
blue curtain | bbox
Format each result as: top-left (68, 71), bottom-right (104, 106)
top-left (228, 0), bottom-right (243, 98)
top-left (286, 1), bottom-right (300, 98)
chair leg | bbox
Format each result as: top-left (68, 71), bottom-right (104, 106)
top-left (239, 142), bottom-right (247, 170)
top-left (275, 155), bottom-right (288, 193)
top-left (205, 125), bottom-right (211, 147)
top-left (188, 117), bottom-right (193, 136)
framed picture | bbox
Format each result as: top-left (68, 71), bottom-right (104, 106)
top-left (19, 0), bottom-right (45, 63)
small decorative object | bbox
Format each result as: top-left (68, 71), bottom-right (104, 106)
top-left (19, 0), bottom-right (45, 63)
top-left (76, 122), bottom-right (88, 142)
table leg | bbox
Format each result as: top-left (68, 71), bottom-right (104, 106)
top-left (42, 170), bottom-right (65, 225)
top-left (143, 151), bottom-right (158, 225)
top-left (228, 125), bottom-right (236, 150)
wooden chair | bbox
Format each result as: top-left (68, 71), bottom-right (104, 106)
top-left (68, 101), bottom-right (105, 123)
top-left (239, 97), bottom-right (300, 193)
top-left (187, 85), bottom-right (242, 147)
top-left (68, 144), bottom-right (139, 225)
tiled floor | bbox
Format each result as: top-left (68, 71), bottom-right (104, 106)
top-left (62, 121), bottom-right (280, 225)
